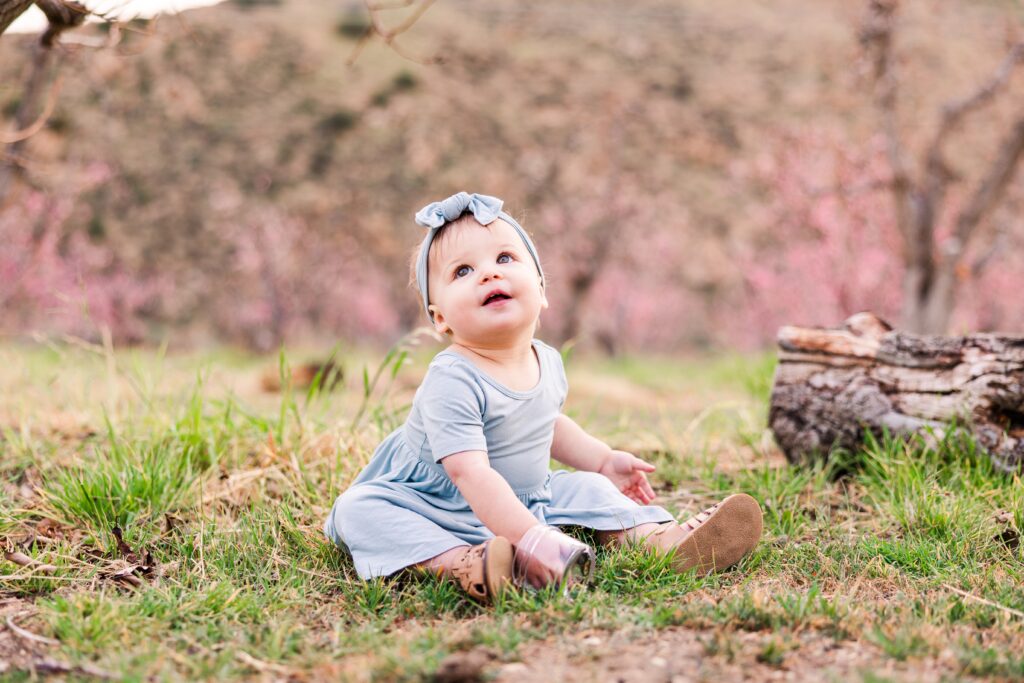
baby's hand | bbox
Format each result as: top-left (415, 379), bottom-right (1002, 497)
top-left (597, 450), bottom-right (657, 505)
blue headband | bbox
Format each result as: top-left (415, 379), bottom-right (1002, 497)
top-left (414, 192), bottom-right (545, 322)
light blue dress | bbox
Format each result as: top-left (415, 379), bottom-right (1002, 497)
top-left (324, 339), bottom-right (675, 579)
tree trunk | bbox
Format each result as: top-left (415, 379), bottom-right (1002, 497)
top-left (769, 312), bottom-right (1024, 473)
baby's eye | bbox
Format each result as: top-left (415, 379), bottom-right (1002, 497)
top-left (454, 265), bottom-right (472, 279)
top-left (497, 252), bottom-right (513, 264)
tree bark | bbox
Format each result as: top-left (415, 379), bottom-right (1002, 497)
top-left (0, 0), bottom-right (33, 37)
top-left (769, 312), bottom-right (1024, 473)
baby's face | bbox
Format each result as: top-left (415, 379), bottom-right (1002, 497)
top-left (427, 218), bottom-right (547, 345)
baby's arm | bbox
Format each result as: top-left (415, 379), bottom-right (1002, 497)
top-left (551, 414), bottom-right (657, 505)
top-left (443, 450), bottom-right (541, 544)
top-left (550, 414), bottom-right (614, 472)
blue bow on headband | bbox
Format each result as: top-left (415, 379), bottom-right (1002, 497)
top-left (414, 192), bottom-right (545, 322)
top-left (414, 191), bottom-right (503, 229)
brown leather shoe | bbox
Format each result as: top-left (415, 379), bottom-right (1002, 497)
top-left (646, 493), bottom-right (763, 575)
top-left (449, 536), bottom-right (514, 603)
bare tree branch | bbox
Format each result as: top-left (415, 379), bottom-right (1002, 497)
top-left (35, 0), bottom-right (87, 46)
top-left (920, 41), bottom-right (1024, 237)
top-left (0, 0), bottom-right (33, 37)
top-left (60, 20), bottom-right (121, 48)
top-left (0, 0), bottom-right (88, 205)
top-left (970, 224), bottom-right (1008, 277)
top-left (954, 116), bottom-right (1024, 249)
top-left (371, 0), bottom-right (433, 37)
top-left (345, 29), bottom-right (373, 65)
top-left (929, 42), bottom-right (1024, 157)
top-left (346, 0), bottom-right (436, 66)
top-left (926, 38), bottom-right (1024, 275)
top-left (366, 0), bottom-right (417, 10)
top-left (0, 41), bottom-right (61, 204)
top-left (0, 72), bottom-right (63, 144)
top-left (919, 54), bottom-right (1024, 332)
top-left (859, 1), bottom-right (1024, 333)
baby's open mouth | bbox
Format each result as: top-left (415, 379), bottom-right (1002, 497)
top-left (483, 293), bottom-right (511, 306)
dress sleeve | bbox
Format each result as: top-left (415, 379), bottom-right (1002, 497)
top-left (417, 361), bottom-right (488, 463)
top-left (550, 344), bottom-right (569, 409)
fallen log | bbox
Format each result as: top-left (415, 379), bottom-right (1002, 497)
top-left (768, 312), bottom-right (1024, 473)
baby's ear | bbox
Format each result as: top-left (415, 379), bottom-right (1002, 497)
top-left (429, 305), bottom-right (450, 334)
top-left (539, 282), bottom-right (549, 310)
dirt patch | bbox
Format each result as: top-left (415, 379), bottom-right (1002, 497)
top-left (0, 597), bottom-right (44, 675)
top-left (0, 596), bottom-right (124, 680)
top-left (484, 627), bottom-right (966, 683)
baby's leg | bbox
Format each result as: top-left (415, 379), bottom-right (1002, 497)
top-left (325, 481), bottom-right (514, 602)
top-left (325, 482), bottom-right (476, 579)
top-left (415, 545), bottom-right (470, 576)
top-left (595, 522), bottom-right (665, 547)
top-left (607, 494), bottom-right (763, 574)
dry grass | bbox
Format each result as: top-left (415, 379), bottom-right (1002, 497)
top-left (1, 338), bottom-right (1022, 681)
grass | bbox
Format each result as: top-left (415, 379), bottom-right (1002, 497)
top-left (0, 339), bottom-right (1022, 680)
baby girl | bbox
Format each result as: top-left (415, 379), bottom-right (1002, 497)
top-left (324, 192), bottom-right (762, 601)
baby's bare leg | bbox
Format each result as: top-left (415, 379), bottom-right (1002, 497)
top-left (595, 522), bottom-right (667, 547)
top-left (414, 544), bottom-right (470, 576)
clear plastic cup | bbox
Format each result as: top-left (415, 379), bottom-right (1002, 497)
top-left (513, 525), bottom-right (595, 593)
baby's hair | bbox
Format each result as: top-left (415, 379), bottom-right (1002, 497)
top-left (407, 212), bottom-right (481, 296)
top-left (407, 212), bottom-right (485, 337)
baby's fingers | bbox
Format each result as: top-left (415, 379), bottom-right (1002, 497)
top-left (624, 475), bottom-right (653, 504)
top-left (632, 456), bottom-right (656, 473)
top-left (638, 476), bottom-right (656, 503)
top-left (625, 481), bottom-right (647, 505)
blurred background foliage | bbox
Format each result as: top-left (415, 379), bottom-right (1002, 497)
top-left (2, 0), bottom-right (1024, 353)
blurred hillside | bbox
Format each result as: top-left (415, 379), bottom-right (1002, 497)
top-left (2, 0), bottom-right (1024, 351)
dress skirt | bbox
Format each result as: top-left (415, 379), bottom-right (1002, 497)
top-left (324, 430), bottom-right (675, 579)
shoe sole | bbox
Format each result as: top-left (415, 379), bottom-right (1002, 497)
top-left (483, 536), bottom-right (514, 598)
top-left (672, 493), bottom-right (763, 575)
